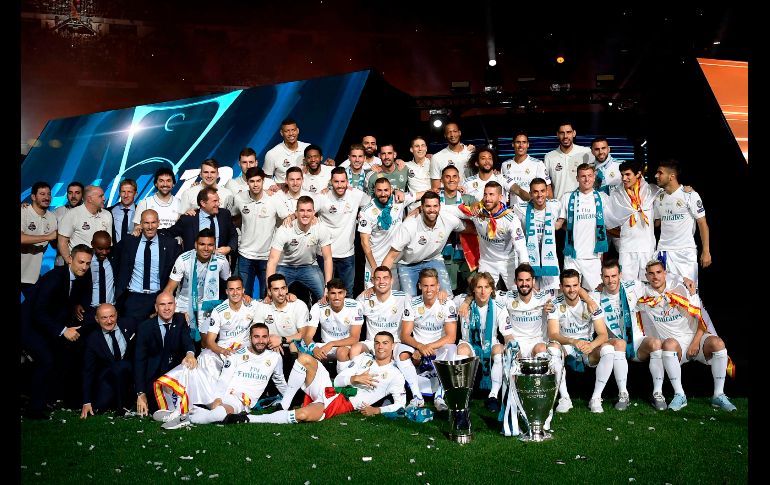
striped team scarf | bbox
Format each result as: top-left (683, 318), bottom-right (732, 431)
top-left (468, 300), bottom-right (496, 390)
top-left (625, 179), bottom-right (649, 227)
top-left (564, 189), bottom-right (608, 258)
top-left (601, 285), bottom-right (636, 359)
top-left (458, 201), bottom-right (513, 239)
top-left (637, 292), bottom-right (735, 378)
top-left (524, 202), bottom-right (559, 277)
top-left (345, 167), bottom-right (368, 191)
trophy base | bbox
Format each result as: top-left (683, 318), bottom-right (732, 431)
top-left (519, 431), bottom-right (553, 442)
top-left (449, 433), bottom-right (473, 444)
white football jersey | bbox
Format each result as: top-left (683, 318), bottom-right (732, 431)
top-left (497, 290), bottom-right (551, 341)
top-left (547, 295), bottom-right (604, 341)
top-left (402, 296), bottom-right (457, 344)
top-left (208, 300), bottom-right (256, 349)
top-left (654, 186), bottom-right (705, 250)
top-left (218, 348), bottom-right (287, 406)
top-left (307, 298), bottom-right (365, 343)
top-left (357, 290), bottom-right (408, 342)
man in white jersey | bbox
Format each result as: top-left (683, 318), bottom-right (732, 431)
top-left (301, 144), bottom-right (334, 194)
top-left (304, 279), bottom-right (364, 372)
top-left (557, 163), bottom-right (610, 291)
top-left (597, 260), bottom-right (668, 411)
top-left (152, 276), bottom-right (256, 423)
top-left (235, 330), bottom-right (406, 424)
top-left (178, 158), bottom-right (235, 213)
top-left (272, 167), bottom-right (317, 216)
top-left (547, 269), bottom-right (614, 413)
top-left (262, 118), bottom-right (311, 184)
top-left (501, 131), bottom-right (553, 207)
top-left (58, 185), bottom-right (113, 265)
top-left (382, 192), bottom-right (466, 296)
top-left (405, 136), bottom-right (433, 210)
top-left (231, 167), bottom-right (284, 299)
top-left (164, 228), bottom-right (231, 342)
top-left (257, 273), bottom-right (310, 355)
top-left (266, 196), bottom-right (333, 302)
top-left (590, 137), bottom-right (623, 195)
top-left (351, 266), bottom-right (407, 358)
top-left (21, 181), bottom-right (58, 295)
top-left (607, 161), bottom-right (661, 281)
top-left (636, 260), bottom-right (736, 411)
top-left (313, 167), bottom-right (371, 294)
top-left (132, 168), bottom-right (182, 232)
top-left (455, 272), bottom-right (510, 412)
top-left (162, 323), bottom-right (288, 429)
top-left (224, 147), bottom-right (276, 196)
top-left (653, 158), bottom-right (711, 284)
top-left (396, 268), bottom-right (458, 411)
top-left (462, 147), bottom-right (528, 204)
top-left (453, 181), bottom-right (527, 289)
top-left (51, 181), bottom-right (84, 266)
top-left (358, 177), bottom-right (412, 290)
top-left (544, 122), bottom-right (594, 200)
top-left (429, 122), bottom-right (475, 190)
top-left (514, 178), bottom-right (563, 293)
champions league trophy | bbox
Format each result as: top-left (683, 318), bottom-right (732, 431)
top-left (514, 356), bottom-right (560, 442)
top-left (434, 357), bottom-right (480, 444)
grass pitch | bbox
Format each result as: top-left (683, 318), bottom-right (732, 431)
top-left (21, 397), bottom-right (747, 484)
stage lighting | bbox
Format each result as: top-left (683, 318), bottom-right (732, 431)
top-left (428, 109), bottom-right (449, 131)
top-left (556, 56), bottom-right (565, 64)
top-left (488, 59), bottom-right (497, 67)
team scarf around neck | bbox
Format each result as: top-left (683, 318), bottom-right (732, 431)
top-left (345, 166), bottom-right (367, 191)
top-left (468, 299), bottom-right (496, 390)
top-left (458, 201), bottom-right (512, 239)
top-left (564, 189), bottom-right (608, 258)
top-left (439, 190), bottom-right (462, 206)
top-left (601, 285), bottom-right (636, 359)
top-left (189, 253), bottom-right (223, 342)
top-left (594, 159), bottom-right (612, 194)
top-left (625, 179), bottom-right (649, 227)
top-left (372, 195), bottom-right (394, 230)
top-left (524, 202), bottom-right (559, 277)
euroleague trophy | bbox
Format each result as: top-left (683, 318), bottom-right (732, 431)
top-left (434, 357), bottom-right (480, 444)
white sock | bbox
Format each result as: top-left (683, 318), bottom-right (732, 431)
top-left (489, 354), bottom-right (503, 399)
top-left (280, 360), bottom-right (308, 410)
top-left (189, 406), bottom-right (227, 424)
top-left (662, 350), bottom-right (685, 395)
top-left (336, 359), bottom-right (348, 374)
top-left (710, 349), bottom-right (728, 397)
top-left (397, 358), bottom-right (422, 400)
top-left (649, 350), bottom-right (664, 394)
top-left (613, 351), bottom-right (629, 394)
top-left (549, 347), bottom-right (569, 399)
top-left (435, 384), bottom-right (444, 400)
top-left (247, 409), bottom-right (297, 424)
top-left (591, 346), bottom-right (614, 400)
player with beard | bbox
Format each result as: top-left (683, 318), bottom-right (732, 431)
top-left (301, 144), bottom-right (333, 195)
top-left (132, 168), bottom-right (182, 232)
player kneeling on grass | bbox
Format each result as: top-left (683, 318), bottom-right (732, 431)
top-left (231, 331), bottom-right (406, 424)
top-left (162, 323), bottom-right (287, 429)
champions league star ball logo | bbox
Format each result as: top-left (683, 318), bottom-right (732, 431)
top-left (409, 169), bottom-right (416, 177)
top-left (359, 219), bottom-right (367, 227)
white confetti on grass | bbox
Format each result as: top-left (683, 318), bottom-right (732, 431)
top-left (115, 469), bottom-right (122, 473)
top-left (197, 472), bottom-right (203, 477)
top-left (647, 427), bottom-right (655, 431)
top-left (311, 435), bottom-right (319, 440)
top-left (606, 428), bottom-right (613, 431)
top-left (136, 430), bottom-right (144, 433)
top-left (615, 436), bottom-right (619, 441)
top-left (245, 457), bottom-right (252, 462)
top-left (266, 455), bottom-right (271, 459)
top-left (312, 464), bottom-right (317, 469)
top-left (180, 456), bottom-right (193, 460)
top-left (209, 474), bottom-right (219, 479)
top-left (555, 460), bottom-right (566, 465)
top-left (340, 422), bottom-right (347, 426)
top-left (76, 442), bottom-right (82, 446)
top-left (41, 462), bottom-right (47, 466)
top-left (410, 459), bottom-right (415, 464)
top-left (362, 457), bottom-right (372, 462)
top-left (89, 445), bottom-right (95, 451)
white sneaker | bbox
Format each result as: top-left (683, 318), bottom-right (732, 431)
top-left (588, 398), bottom-right (604, 413)
top-left (152, 408), bottom-right (179, 423)
top-left (408, 397), bottom-right (425, 408)
top-left (161, 413), bottom-right (191, 430)
top-left (434, 397), bottom-right (448, 412)
top-left (555, 397), bottom-right (573, 413)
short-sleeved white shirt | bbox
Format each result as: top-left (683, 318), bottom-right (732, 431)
top-left (224, 175), bottom-right (276, 196)
top-left (454, 206), bottom-right (527, 265)
top-left (178, 184), bottom-right (235, 213)
top-left (544, 144), bottom-right (594, 200)
top-left (429, 145), bottom-right (474, 182)
top-left (270, 221), bottom-right (332, 266)
top-left (636, 286), bottom-right (698, 341)
top-left (272, 190), bottom-right (316, 218)
top-left (547, 295), bottom-right (604, 341)
top-left (315, 189), bottom-right (371, 258)
top-left (58, 204), bottom-right (113, 251)
top-left (307, 298), bottom-right (364, 343)
top-left (301, 165), bottom-right (333, 194)
top-left (169, 250), bottom-right (231, 313)
top-left (496, 290), bottom-right (551, 340)
top-left (402, 296), bottom-right (457, 345)
top-left (208, 300), bottom-right (256, 349)
top-left (405, 159), bottom-right (432, 193)
top-left (219, 348), bottom-right (284, 406)
top-left (132, 194), bottom-right (183, 229)
top-left (263, 141), bottom-right (310, 184)
top-left (252, 300), bottom-right (310, 338)
top-left (232, 191), bottom-right (282, 260)
top-left (390, 212), bottom-right (465, 264)
top-left (460, 173), bottom-right (511, 202)
top-left (558, 190), bottom-right (610, 258)
top-left (357, 290), bottom-right (408, 342)
top-left (500, 156), bottom-right (551, 210)
top-left (654, 186), bottom-right (705, 250)
top-left (21, 206), bottom-right (58, 284)
top-left (357, 197), bottom-right (411, 265)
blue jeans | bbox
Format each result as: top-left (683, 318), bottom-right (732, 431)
top-left (237, 256), bottom-right (267, 299)
top-left (277, 264), bottom-right (326, 302)
top-left (397, 260), bottom-right (453, 297)
top-left (317, 254), bottom-right (355, 295)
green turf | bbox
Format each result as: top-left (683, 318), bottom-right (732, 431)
top-left (21, 398), bottom-right (747, 484)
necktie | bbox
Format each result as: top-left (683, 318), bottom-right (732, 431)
top-left (208, 215), bottom-right (216, 234)
top-left (109, 330), bottom-right (121, 361)
top-left (98, 259), bottom-right (106, 304)
top-left (121, 208), bottom-right (130, 241)
top-left (143, 240), bottom-right (152, 290)
top-left (163, 323), bottom-right (171, 345)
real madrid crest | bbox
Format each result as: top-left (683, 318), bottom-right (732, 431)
top-left (391, 306), bottom-right (397, 314)
top-left (510, 300), bottom-right (518, 309)
top-left (418, 306), bottom-right (425, 315)
top-left (265, 359), bottom-right (271, 367)
top-left (559, 303), bottom-right (567, 313)
top-left (224, 312), bottom-right (231, 320)
top-left (369, 299), bottom-right (375, 308)
top-left (325, 308), bottom-right (331, 317)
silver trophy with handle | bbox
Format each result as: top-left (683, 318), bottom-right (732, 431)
top-left (514, 356), bottom-right (560, 442)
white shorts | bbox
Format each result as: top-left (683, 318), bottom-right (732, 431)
top-left (619, 251), bottom-right (654, 282)
top-left (564, 257), bottom-right (602, 291)
top-left (218, 392), bottom-right (249, 414)
top-left (305, 360), bottom-right (335, 407)
top-left (671, 332), bottom-right (712, 365)
top-left (516, 337), bottom-right (547, 357)
top-left (656, 248), bottom-right (698, 284)
top-left (364, 262), bottom-right (400, 290)
top-left (397, 343), bottom-right (457, 361)
top-left (536, 275), bottom-right (560, 292)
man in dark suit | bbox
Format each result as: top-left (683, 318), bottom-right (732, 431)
top-left (21, 244), bottom-right (93, 419)
top-left (76, 230), bottom-right (118, 333)
top-left (80, 304), bottom-right (137, 418)
top-left (114, 209), bottom-right (180, 325)
top-left (134, 291), bottom-right (197, 416)
top-left (107, 178), bottom-right (137, 245)
top-left (161, 186), bottom-right (238, 265)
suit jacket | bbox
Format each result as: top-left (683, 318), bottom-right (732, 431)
top-left (21, 265), bottom-right (89, 339)
top-left (113, 233), bottom-right (180, 300)
top-left (160, 208), bottom-right (238, 254)
top-left (133, 313), bottom-right (194, 395)
top-left (82, 319), bottom-right (137, 404)
top-left (107, 202), bottom-right (137, 243)
top-left (79, 252), bottom-right (118, 308)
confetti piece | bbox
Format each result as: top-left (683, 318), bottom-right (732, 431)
top-left (35, 473), bottom-right (41, 476)
top-left (77, 442), bottom-right (82, 446)
top-left (348, 477), bottom-right (351, 481)
top-left (181, 477), bottom-right (190, 481)
top-left (574, 455), bottom-right (587, 460)
top-left (246, 457), bottom-right (252, 462)
top-left (41, 462), bottom-right (47, 466)
top-left (362, 457), bottom-right (372, 462)
top-left (628, 459), bottom-right (633, 463)
top-left (209, 475), bottom-right (219, 479)
top-left (305, 481), bottom-right (311, 485)
top-left (20, 466), bottom-right (26, 469)
top-left (647, 427), bottom-right (655, 431)
top-left (61, 419), bottom-right (66, 423)
top-left (699, 422), bottom-right (704, 425)
top-left (312, 464), bottom-right (317, 469)
top-left (615, 436), bottom-right (619, 441)
top-left (137, 430), bottom-right (144, 433)
top-left (556, 460), bottom-right (566, 465)
top-left (273, 433), bottom-right (281, 436)
top-left (411, 433), bottom-right (419, 436)
top-left (710, 417), bottom-right (716, 421)
top-left (627, 421), bottom-right (634, 425)
top-left (311, 435), bottom-right (319, 440)
top-left (683, 418), bottom-right (688, 421)
top-left (417, 472), bottom-right (423, 476)
top-left (428, 437), bottom-right (435, 441)
top-left (410, 459), bottom-right (415, 463)
top-left (115, 469), bottom-right (122, 473)
top-left (355, 439), bottom-right (362, 442)
top-left (629, 479), bottom-right (635, 482)
top-left (426, 445), bottom-right (432, 449)
top-left (89, 445), bottom-right (95, 451)
top-left (180, 456), bottom-right (193, 460)
top-left (266, 455), bottom-right (271, 459)
top-left (606, 428), bottom-right (613, 431)
top-left (197, 472), bottom-right (203, 477)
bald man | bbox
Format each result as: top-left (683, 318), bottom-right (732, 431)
top-left (81, 304), bottom-right (136, 418)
